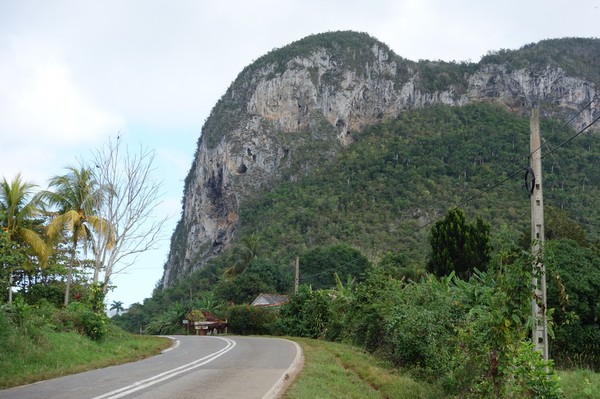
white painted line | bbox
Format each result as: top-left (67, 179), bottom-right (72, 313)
top-left (262, 339), bottom-right (303, 399)
top-left (160, 336), bottom-right (180, 353)
top-left (90, 337), bottom-right (236, 399)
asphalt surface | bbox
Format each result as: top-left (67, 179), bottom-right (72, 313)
top-left (0, 335), bottom-right (302, 399)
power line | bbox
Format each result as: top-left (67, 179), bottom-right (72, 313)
top-left (533, 93), bottom-right (599, 152)
top-left (418, 100), bottom-right (600, 231)
top-left (418, 166), bottom-right (528, 230)
top-left (542, 115), bottom-right (600, 159)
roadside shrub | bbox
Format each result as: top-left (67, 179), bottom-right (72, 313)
top-left (545, 239), bottom-right (600, 370)
top-left (552, 323), bottom-right (600, 370)
top-left (382, 277), bottom-right (461, 380)
top-left (227, 305), bottom-right (277, 335)
top-left (344, 267), bottom-right (403, 352)
top-left (0, 306), bottom-right (17, 352)
top-left (276, 285), bottom-right (332, 338)
top-left (60, 302), bottom-right (107, 341)
top-left (22, 283), bottom-right (64, 308)
top-left (0, 297), bottom-right (56, 344)
top-left (502, 341), bottom-right (563, 399)
top-left (5, 296), bottom-right (31, 327)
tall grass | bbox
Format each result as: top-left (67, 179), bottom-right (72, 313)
top-left (559, 369), bottom-right (600, 399)
top-left (283, 338), bottom-right (600, 399)
top-left (283, 338), bottom-right (442, 399)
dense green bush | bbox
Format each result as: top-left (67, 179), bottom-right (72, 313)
top-left (502, 342), bottom-right (563, 399)
top-left (22, 282), bottom-right (65, 308)
top-left (59, 302), bottom-right (107, 341)
top-left (227, 305), bottom-right (277, 335)
top-left (382, 277), bottom-right (462, 380)
top-left (275, 285), bottom-right (332, 338)
top-left (545, 239), bottom-right (600, 370)
top-left (0, 305), bottom-right (16, 351)
top-left (552, 323), bottom-right (600, 370)
top-left (299, 244), bottom-right (371, 290)
top-left (343, 266), bottom-right (403, 352)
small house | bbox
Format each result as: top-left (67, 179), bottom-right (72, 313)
top-left (251, 293), bottom-right (289, 307)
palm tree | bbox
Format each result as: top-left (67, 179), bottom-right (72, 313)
top-left (41, 166), bottom-right (114, 306)
top-left (223, 234), bottom-right (260, 279)
top-left (0, 174), bottom-right (51, 304)
top-left (110, 300), bottom-right (125, 315)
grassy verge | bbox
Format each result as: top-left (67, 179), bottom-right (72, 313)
top-left (283, 338), bottom-right (443, 399)
top-left (283, 338), bottom-right (600, 399)
top-left (559, 369), bottom-right (600, 399)
top-left (0, 324), bottom-right (171, 389)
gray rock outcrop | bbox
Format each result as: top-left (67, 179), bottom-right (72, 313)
top-left (161, 32), bottom-right (599, 288)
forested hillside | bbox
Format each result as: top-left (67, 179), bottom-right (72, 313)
top-left (240, 103), bottom-right (600, 265)
top-left (115, 102), bottom-right (600, 323)
top-left (112, 101), bottom-right (600, 397)
top-left (162, 31), bottom-right (599, 287)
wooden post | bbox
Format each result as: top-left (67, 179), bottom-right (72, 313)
top-left (530, 107), bottom-right (549, 361)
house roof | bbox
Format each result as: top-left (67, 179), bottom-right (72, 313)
top-left (251, 293), bottom-right (290, 307)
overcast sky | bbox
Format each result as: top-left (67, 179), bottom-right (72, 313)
top-left (1, 0), bottom-right (598, 309)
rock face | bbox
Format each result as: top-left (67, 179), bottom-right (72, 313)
top-left (161, 32), bottom-right (599, 288)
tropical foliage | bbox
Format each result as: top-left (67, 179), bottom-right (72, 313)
top-left (0, 175), bottom-right (51, 303)
top-left (41, 166), bottom-right (114, 305)
top-left (426, 208), bottom-right (491, 279)
top-left (3, 34), bottom-right (600, 394)
top-left (0, 137), bottom-right (166, 356)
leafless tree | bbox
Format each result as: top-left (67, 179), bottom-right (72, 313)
top-left (89, 136), bottom-right (169, 293)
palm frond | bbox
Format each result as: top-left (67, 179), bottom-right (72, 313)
top-left (87, 215), bottom-right (116, 248)
top-left (18, 227), bottom-right (52, 267)
top-left (47, 210), bottom-right (83, 238)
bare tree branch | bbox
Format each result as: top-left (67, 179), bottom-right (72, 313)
top-left (90, 136), bottom-right (170, 292)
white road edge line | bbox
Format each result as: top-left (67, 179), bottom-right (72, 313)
top-left (160, 336), bottom-right (180, 353)
top-left (89, 337), bottom-right (236, 399)
top-left (262, 339), bottom-right (303, 399)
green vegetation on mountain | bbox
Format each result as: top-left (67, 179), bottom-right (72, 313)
top-left (4, 31), bottom-right (600, 395)
top-left (118, 102), bottom-right (600, 325)
top-left (237, 103), bottom-right (600, 268)
top-left (115, 103), bottom-right (600, 397)
top-left (481, 38), bottom-right (600, 85)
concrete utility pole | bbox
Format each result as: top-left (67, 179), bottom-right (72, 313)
top-left (295, 256), bottom-right (300, 294)
top-left (529, 107), bottom-right (549, 361)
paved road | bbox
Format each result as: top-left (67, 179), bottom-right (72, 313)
top-left (0, 336), bottom-right (302, 399)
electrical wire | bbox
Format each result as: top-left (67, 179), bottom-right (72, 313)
top-left (418, 98), bottom-right (600, 231)
top-left (418, 166), bottom-right (528, 230)
top-left (542, 115), bottom-right (600, 159)
top-left (532, 93), bottom-right (599, 153)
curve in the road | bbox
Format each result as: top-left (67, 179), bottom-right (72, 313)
top-left (262, 339), bottom-right (303, 399)
top-left (90, 337), bottom-right (236, 399)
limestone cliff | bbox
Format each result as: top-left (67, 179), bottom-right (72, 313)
top-left (161, 32), bottom-right (599, 288)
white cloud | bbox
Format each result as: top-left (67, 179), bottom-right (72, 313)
top-left (0, 35), bottom-right (122, 185)
top-left (2, 0), bottom-right (599, 304)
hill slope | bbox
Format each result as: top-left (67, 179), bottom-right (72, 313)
top-left (238, 103), bottom-right (600, 268)
top-left (162, 31), bottom-right (600, 288)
